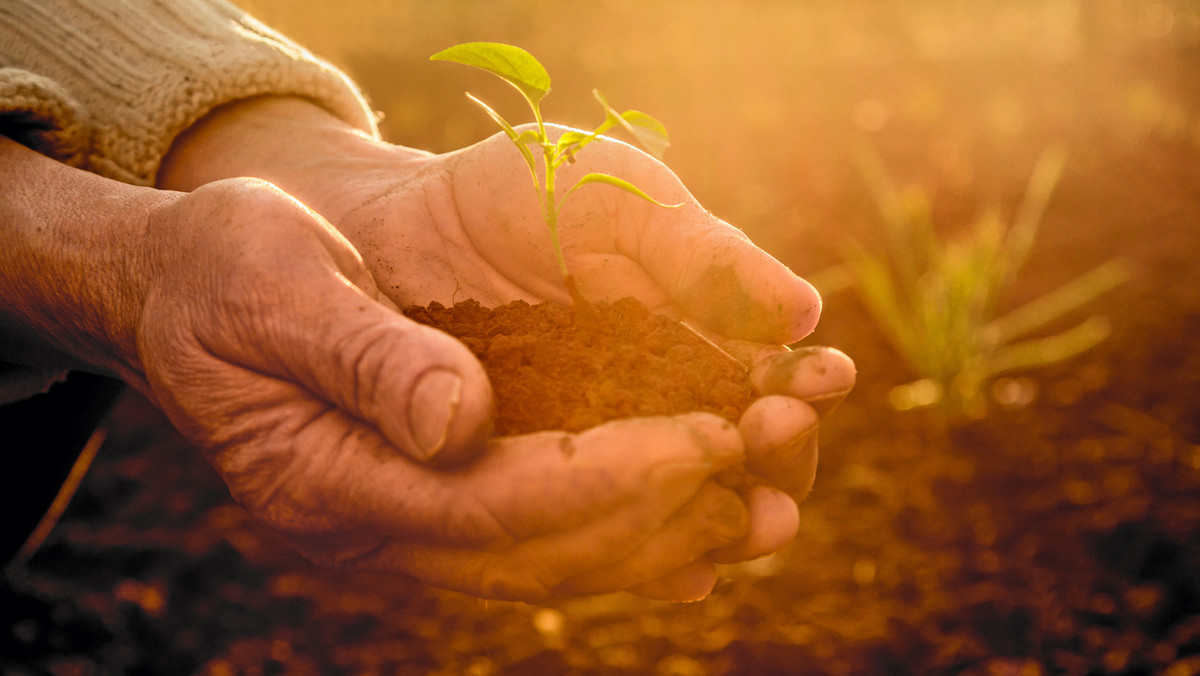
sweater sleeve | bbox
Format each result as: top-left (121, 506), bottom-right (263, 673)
top-left (0, 0), bottom-right (379, 186)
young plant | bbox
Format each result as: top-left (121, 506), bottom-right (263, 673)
top-left (840, 143), bottom-right (1129, 419)
top-left (431, 41), bottom-right (677, 306)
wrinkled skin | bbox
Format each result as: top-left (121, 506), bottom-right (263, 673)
top-left (149, 97), bottom-right (858, 601)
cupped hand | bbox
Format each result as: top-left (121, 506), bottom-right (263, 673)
top-left (132, 177), bottom-right (762, 601)
top-left (157, 97), bottom-right (856, 598)
top-left (323, 126), bottom-right (856, 583)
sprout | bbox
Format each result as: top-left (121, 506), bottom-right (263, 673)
top-left (431, 42), bottom-right (678, 306)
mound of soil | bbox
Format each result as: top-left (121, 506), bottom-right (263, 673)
top-left (404, 297), bottom-right (756, 436)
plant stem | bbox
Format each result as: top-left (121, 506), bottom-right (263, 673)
top-left (541, 141), bottom-right (589, 314)
top-left (679, 320), bottom-right (749, 372)
top-left (542, 149), bottom-right (570, 284)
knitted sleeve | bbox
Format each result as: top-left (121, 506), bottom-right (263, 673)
top-left (0, 0), bottom-right (379, 186)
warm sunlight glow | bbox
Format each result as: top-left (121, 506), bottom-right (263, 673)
top-left (9, 1), bottom-right (1198, 673)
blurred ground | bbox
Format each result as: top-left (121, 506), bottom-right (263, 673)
top-left (4, 1), bottom-right (1200, 674)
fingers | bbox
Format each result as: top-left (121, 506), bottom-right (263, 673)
top-left (285, 303), bottom-right (496, 467)
top-left (326, 414), bottom-right (747, 601)
top-left (264, 189), bottom-right (496, 466)
top-left (739, 395), bottom-right (820, 495)
top-left (550, 481), bottom-right (748, 598)
top-left (551, 137), bottom-right (821, 344)
top-left (750, 346), bottom-right (857, 416)
top-left (630, 486), bottom-right (801, 601)
top-left (442, 129), bottom-right (820, 344)
top-left (708, 485), bottom-right (800, 564)
top-left (736, 346), bottom-right (854, 495)
top-left (330, 412), bottom-right (800, 602)
top-left (356, 413), bottom-right (744, 544)
top-left (354, 477), bottom-right (745, 602)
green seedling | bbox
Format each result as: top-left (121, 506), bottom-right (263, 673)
top-left (431, 41), bottom-right (678, 306)
top-left (838, 143), bottom-right (1129, 419)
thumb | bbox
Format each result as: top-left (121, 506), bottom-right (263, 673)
top-left (255, 211), bottom-right (495, 467)
top-left (342, 310), bottom-right (496, 467)
top-left (313, 296), bottom-right (495, 467)
top-left (302, 300), bottom-right (495, 466)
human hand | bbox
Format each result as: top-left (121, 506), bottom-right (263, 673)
top-left (5, 128), bottom-right (762, 602)
top-left (420, 126), bottom-right (856, 576)
top-left (131, 178), bottom-right (770, 602)
top-left (339, 124), bottom-right (855, 541)
top-left (158, 96), bottom-right (856, 598)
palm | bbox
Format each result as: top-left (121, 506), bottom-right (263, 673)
top-left (338, 129), bottom-right (797, 344)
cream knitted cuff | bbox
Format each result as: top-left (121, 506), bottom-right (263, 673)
top-left (0, 0), bottom-right (378, 186)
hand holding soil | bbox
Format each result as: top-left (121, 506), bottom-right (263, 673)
top-left (157, 95), bottom-right (855, 601)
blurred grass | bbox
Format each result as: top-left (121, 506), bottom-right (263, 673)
top-left (841, 143), bottom-right (1130, 418)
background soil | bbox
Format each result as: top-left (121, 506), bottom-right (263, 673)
top-left (4, 1), bottom-right (1200, 674)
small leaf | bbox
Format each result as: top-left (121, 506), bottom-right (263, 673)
top-left (514, 129), bottom-right (543, 147)
top-left (593, 90), bottom-right (670, 159)
top-left (556, 130), bottom-right (590, 146)
top-left (466, 93), bottom-right (539, 190)
top-left (560, 172), bottom-right (682, 210)
top-left (617, 110), bottom-right (671, 159)
top-left (466, 93), bottom-right (519, 140)
top-left (431, 42), bottom-right (551, 106)
top-left (554, 130), bottom-right (593, 159)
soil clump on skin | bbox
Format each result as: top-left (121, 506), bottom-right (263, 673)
top-left (404, 297), bottom-right (756, 436)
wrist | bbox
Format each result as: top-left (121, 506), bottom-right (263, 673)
top-left (157, 95), bottom-right (432, 227)
top-left (0, 137), bottom-right (162, 386)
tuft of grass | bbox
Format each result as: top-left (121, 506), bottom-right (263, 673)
top-left (837, 143), bottom-right (1129, 419)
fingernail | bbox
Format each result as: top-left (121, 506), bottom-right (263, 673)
top-left (674, 562), bottom-right (718, 602)
top-left (750, 347), bottom-right (856, 410)
top-left (408, 369), bottom-right (462, 460)
top-left (750, 347), bottom-right (822, 394)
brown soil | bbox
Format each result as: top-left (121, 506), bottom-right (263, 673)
top-left (403, 297), bottom-right (756, 436)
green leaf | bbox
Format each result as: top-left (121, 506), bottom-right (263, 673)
top-left (465, 93), bottom-right (539, 192)
top-left (466, 93), bottom-right (519, 140)
top-left (840, 239), bottom-right (925, 372)
top-left (560, 172), bottom-right (682, 211)
top-left (593, 90), bottom-right (670, 159)
top-left (617, 110), bottom-right (671, 159)
top-left (513, 129), bottom-right (543, 147)
top-left (985, 258), bottom-right (1129, 344)
top-left (984, 315), bottom-right (1112, 377)
top-left (553, 131), bottom-right (594, 163)
top-left (431, 42), bottom-right (551, 107)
